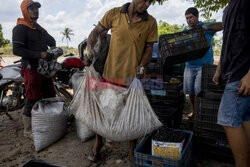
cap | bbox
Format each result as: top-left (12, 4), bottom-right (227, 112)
top-left (27, 1), bottom-right (41, 8)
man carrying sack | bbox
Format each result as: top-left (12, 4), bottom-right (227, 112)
top-left (77, 0), bottom-right (160, 162)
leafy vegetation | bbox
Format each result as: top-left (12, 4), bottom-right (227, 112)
top-left (0, 24), bottom-right (10, 48)
top-left (153, 0), bottom-right (229, 18)
top-left (158, 20), bottom-right (186, 37)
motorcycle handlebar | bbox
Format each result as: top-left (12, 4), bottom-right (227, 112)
top-left (64, 53), bottom-right (75, 57)
top-left (14, 60), bottom-right (21, 64)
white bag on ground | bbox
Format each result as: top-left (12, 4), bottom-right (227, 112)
top-left (75, 119), bottom-right (94, 142)
top-left (32, 97), bottom-right (68, 152)
top-left (71, 71), bottom-right (85, 94)
top-left (71, 71), bottom-right (95, 142)
top-left (69, 65), bottom-right (162, 141)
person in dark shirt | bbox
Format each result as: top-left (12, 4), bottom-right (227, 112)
top-left (213, 0), bottom-right (250, 166)
top-left (12, 0), bottom-right (56, 139)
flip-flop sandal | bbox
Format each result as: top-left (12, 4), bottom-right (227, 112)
top-left (87, 142), bottom-right (104, 162)
top-left (87, 149), bottom-right (99, 162)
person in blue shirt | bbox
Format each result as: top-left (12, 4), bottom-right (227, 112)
top-left (183, 7), bottom-right (222, 115)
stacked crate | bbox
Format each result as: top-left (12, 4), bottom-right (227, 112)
top-left (145, 57), bottom-right (163, 79)
top-left (144, 80), bottom-right (184, 128)
top-left (159, 27), bottom-right (209, 66)
top-left (193, 64), bottom-right (233, 160)
top-left (145, 41), bottom-right (186, 128)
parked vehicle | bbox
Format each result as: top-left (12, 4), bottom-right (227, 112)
top-left (0, 48), bottom-right (73, 119)
top-left (55, 52), bottom-right (85, 89)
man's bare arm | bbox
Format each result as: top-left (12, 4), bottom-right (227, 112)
top-left (85, 25), bottom-right (105, 65)
top-left (203, 22), bottom-right (223, 32)
top-left (136, 42), bottom-right (154, 78)
top-left (139, 42), bottom-right (154, 67)
top-left (213, 60), bottom-right (221, 85)
top-left (87, 25), bottom-right (105, 54)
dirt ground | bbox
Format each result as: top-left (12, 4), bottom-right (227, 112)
top-left (0, 98), bottom-right (234, 167)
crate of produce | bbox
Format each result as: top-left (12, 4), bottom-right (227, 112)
top-left (201, 64), bottom-right (225, 93)
top-left (134, 127), bottom-right (193, 167)
top-left (152, 128), bottom-right (185, 160)
top-left (194, 97), bottom-right (224, 132)
top-left (159, 27), bottom-right (209, 66)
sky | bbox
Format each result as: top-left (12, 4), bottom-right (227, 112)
top-left (0, 0), bottom-right (223, 48)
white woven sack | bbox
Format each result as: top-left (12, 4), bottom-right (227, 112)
top-left (69, 65), bottom-right (162, 141)
top-left (75, 119), bottom-right (95, 142)
top-left (71, 71), bottom-right (95, 142)
top-left (32, 97), bottom-right (68, 152)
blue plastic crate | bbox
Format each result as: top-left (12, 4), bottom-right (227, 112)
top-left (134, 129), bottom-right (193, 167)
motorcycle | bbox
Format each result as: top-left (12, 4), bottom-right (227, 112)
top-left (0, 48), bottom-right (78, 119)
top-left (0, 62), bottom-right (24, 119)
top-left (55, 52), bottom-right (85, 89)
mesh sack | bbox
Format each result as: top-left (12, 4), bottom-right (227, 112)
top-left (69, 65), bottom-right (162, 141)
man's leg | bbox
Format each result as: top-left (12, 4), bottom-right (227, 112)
top-left (88, 134), bottom-right (103, 161)
top-left (242, 121), bottom-right (250, 166)
top-left (129, 139), bottom-right (137, 162)
top-left (224, 126), bottom-right (248, 167)
top-left (217, 81), bottom-right (250, 167)
top-left (93, 134), bottom-right (103, 153)
top-left (23, 98), bottom-right (37, 139)
top-left (189, 95), bottom-right (195, 111)
top-left (192, 67), bottom-right (202, 113)
top-left (183, 67), bottom-right (195, 115)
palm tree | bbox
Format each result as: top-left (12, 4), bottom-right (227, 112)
top-left (61, 27), bottom-right (74, 47)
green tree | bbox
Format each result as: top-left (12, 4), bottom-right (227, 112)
top-left (61, 27), bottom-right (74, 47)
top-left (193, 0), bottom-right (229, 18)
top-left (158, 20), bottom-right (185, 37)
top-left (153, 0), bottom-right (230, 18)
top-left (0, 24), bottom-right (10, 48)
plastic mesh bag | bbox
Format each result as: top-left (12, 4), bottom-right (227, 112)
top-left (69, 65), bottom-right (162, 141)
top-left (32, 97), bottom-right (68, 152)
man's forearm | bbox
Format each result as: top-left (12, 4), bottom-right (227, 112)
top-left (203, 22), bottom-right (223, 31)
top-left (139, 43), bottom-right (153, 67)
top-left (87, 28), bottom-right (99, 52)
top-left (215, 60), bottom-right (221, 73)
